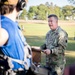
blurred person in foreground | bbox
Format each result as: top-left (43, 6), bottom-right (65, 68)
top-left (32, 14), bottom-right (68, 75)
top-left (64, 63), bottom-right (75, 75)
top-left (0, 0), bottom-right (32, 75)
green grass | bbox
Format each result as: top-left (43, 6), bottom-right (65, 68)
top-left (19, 20), bottom-right (75, 66)
top-left (19, 21), bottom-right (75, 38)
top-left (67, 40), bottom-right (75, 50)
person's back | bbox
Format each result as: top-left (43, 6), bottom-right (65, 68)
top-left (1, 15), bottom-right (26, 69)
top-left (0, 0), bottom-right (32, 75)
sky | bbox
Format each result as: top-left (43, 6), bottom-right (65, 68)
top-left (26, 0), bottom-right (71, 10)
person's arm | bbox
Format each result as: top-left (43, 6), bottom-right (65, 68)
top-left (31, 43), bottom-right (47, 52)
top-left (51, 31), bottom-right (68, 55)
top-left (0, 28), bottom-right (9, 46)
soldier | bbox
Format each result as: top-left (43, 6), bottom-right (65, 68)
top-left (32, 14), bottom-right (68, 75)
top-left (0, 0), bottom-right (32, 75)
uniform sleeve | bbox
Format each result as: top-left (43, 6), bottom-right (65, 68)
top-left (40, 43), bottom-right (47, 50)
top-left (51, 31), bottom-right (68, 55)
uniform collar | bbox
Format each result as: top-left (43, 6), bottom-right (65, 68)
top-left (51, 26), bottom-right (60, 33)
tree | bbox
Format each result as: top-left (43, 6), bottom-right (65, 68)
top-left (53, 5), bottom-right (61, 19)
top-left (27, 12), bottom-right (34, 20)
top-left (27, 1), bottom-right (75, 20)
top-left (28, 6), bottom-right (38, 19)
top-left (37, 4), bottom-right (48, 20)
top-left (45, 2), bottom-right (50, 7)
top-left (62, 5), bottom-right (74, 19)
top-left (19, 9), bottom-right (27, 19)
top-left (68, 0), bottom-right (75, 5)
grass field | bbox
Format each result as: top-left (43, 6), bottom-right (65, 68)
top-left (19, 20), bottom-right (75, 66)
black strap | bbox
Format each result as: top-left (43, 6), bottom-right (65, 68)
top-left (0, 47), bottom-right (4, 55)
top-left (0, 48), bottom-right (10, 71)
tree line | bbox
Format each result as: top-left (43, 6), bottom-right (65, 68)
top-left (19, 2), bottom-right (75, 20)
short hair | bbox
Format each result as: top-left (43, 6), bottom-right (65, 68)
top-left (0, 0), bottom-right (18, 15)
top-left (0, 5), bottom-right (15, 15)
top-left (48, 14), bottom-right (58, 20)
top-left (0, 0), bottom-right (27, 15)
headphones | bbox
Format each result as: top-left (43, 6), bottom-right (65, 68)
top-left (16, 0), bottom-right (26, 10)
top-left (1, 0), bottom-right (26, 11)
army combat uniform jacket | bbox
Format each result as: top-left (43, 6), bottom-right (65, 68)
top-left (41, 26), bottom-right (68, 75)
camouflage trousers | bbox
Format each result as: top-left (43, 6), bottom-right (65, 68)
top-left (49, 64), bottom-right (65, 75)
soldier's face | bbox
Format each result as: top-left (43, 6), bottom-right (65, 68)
top-left (48, 17), bottom-right (58, 30)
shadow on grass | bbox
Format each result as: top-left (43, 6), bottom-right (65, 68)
top-left (68, 37), bottom-right (75, 40)
top-left (66, 56), bottom-right (75, 66)
top-left (25, 35), bottom-right (45, 46)
top-left (67, 37), bottom-right (75, 51)
top-left (25, 36), bottom-right (75, 51)
top-left (67, 42), bottom-right (75, 51)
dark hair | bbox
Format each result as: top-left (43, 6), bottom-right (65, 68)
top-left (0, 4), bottom-right (15, 15)
top-left (48, 14), bottom-right (58, 20)
top-left (0, 0), bottom-right (26, 15)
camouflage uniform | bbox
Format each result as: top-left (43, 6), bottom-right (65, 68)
top-left (41, 26), bottom-right (68, 75)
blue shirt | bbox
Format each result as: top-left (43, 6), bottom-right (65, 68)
top-left (1, 15), bottom-right (31, 70)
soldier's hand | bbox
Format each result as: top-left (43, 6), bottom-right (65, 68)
top-left (43, 49), bottom-right (51, 55)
